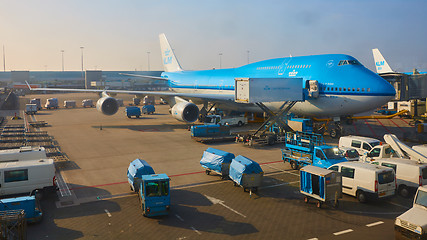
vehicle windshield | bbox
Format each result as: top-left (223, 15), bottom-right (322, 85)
top-left (145, 180), bottom-right (169, 197)
top-left (346, 149), bottom-right (359, 158)
top-left (323, 148), bottom-right (344, 159)
top-left (370, 142), bottom-right (380, 148)
top-left (415, 190), bottom-right (427, 208)
top-left (378, 171), bottom-right (395, 184)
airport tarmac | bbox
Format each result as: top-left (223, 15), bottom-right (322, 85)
top-left (3, 93), bottom-right (418, 239)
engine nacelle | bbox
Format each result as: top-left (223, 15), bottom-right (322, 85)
top-left (96, 97), bottom-right (119, 116)
top-left (171, 101), bottom-right (199, 123)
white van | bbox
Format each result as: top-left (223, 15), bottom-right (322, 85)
top-left (371, 158), bottom-right (427, 197)
top-left (339, 136), bottom-right (381, 155)
top-left (0, 146), bottom-right (47, 161)
top-left (328, 161), bottom-right (396, 202)
top-left (0, 159), bottom-right (56, 197)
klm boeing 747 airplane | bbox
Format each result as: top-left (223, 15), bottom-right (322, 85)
top-left (28, 34), bottom-right (396, 126)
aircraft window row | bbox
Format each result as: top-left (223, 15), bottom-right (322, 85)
top-left (321, 86), bottom-right (371, 92)
top-left (256, 66), bottom-right (280, 70)
top-left (338, 60), bottom-right (361, 66)
top-left (287, 65), bottom-right (311, 69)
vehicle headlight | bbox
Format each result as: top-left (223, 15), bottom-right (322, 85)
top-left (415, 226), bottom-right (423, 234)
top-left (395, 218), bottom-right (400, 226)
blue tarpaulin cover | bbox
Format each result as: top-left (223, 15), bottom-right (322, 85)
top-left (127, 159), bottom-right (155, 190)
top-left (200, 148), bottom-right (235, 174)
top-left (229, 155), bottom-right (263, 185)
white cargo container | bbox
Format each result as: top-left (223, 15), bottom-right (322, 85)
top-left (0, 159), bottom-right (56, 196)
top-left (45, 98), bottom-right (59, 109)
top-left (25, 104), bottom-right (37, 115)
top-left (82, 99), bottom-right (94, 107)
top-left (64, 100), bottom-right (76, 108)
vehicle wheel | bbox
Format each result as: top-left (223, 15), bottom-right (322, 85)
top-left (205, 170), bottom-right (210, 175)
top-left (127, 116), bottom-right (131, 118)
top-left (316, 201), bottom-right (322, 208)
top-left (357, 190), bottom-right (367, 203)
top-left (290, 161), bottom-right (299, 170)
top-left (243, 188), bottom-right (248, 192)
top-left (304, 196), bottom-right (309, 203)
top-left (136, 115), bottom-right (140, 118)
top-left (329, 129), bottom-right (339, 138)
top-left (399, 185), bottom-right (409, 198)
top-left (233, 182), bottom-right (237, 187)
top-left (333, 200), bottom-right (339, 208)
top-left (237, 121), bottom-right (243, 127)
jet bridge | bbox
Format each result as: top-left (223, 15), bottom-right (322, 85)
top-left (234, 78), bottom-right (305, 145)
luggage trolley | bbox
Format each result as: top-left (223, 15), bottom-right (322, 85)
top-left (300, 165), bottom-right (342, 208)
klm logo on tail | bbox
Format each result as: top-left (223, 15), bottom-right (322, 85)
top-left (164, 49), bottom-right (172, 65)
top-left (376, 61), bottom-right (385, 67)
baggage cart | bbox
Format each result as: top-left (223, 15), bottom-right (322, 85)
top-left (200, 148), bottom-right (235, 179)
top-left (229, 155), bottom-right (264, 192)
top-left (300, 165), bottom-right (342, 208)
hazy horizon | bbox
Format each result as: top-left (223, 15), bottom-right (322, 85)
top-left (2, 0), bottom-right (426, 72)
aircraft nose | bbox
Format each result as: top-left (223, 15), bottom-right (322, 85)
top-left (379, 75), bottom-right (396, 97)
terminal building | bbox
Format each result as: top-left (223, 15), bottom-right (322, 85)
top-left (0, 70), bottom-right (165, 92)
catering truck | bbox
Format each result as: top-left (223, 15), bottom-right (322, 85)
top-left (282, 131), bottom-right (347, 170)
top-left (127, 159), bottom-right (170, 217)
top-left (204, 114), bottom-right (247, 127)
top-left (395, 186), bottom-right (427, 239)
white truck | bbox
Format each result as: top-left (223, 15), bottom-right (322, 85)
top-left (25, 104), bottom-right (38, 115)
top-left (395, 186), bottom-right (427, 239)
top-left (204, 115), bottom-right (247, 127)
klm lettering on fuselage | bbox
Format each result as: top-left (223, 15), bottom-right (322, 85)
top-left (164, 49), bottom-right (172, 65)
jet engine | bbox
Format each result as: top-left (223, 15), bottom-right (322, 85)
top-left (171, 101), bottom-right (199, 123)
top-left (96, 96), bottom-right (119, 116)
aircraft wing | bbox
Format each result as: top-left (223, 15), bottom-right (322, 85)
top-left (26, 83), bottom-right (235, 102)
top-left (118, 73), bottom-right (169, 81)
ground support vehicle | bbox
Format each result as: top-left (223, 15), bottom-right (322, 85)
top-left (339, 147), bottom-right (360, 161)
top-left (287, 118), bottom-right (313, 133)
top-left (125, 106), bottom-right (141, 118)
top-left (282, 131), bottom-right (347, 170)
top-left (127, 159), bottom-right (170, 217)
top-left (300, 165), bottom-right (342, 208)
top-left (229, 155), bottom-right (263, 193)
top-left (395, 186), bottom-right (427, 239)
top-left (339, 135), bottom-right (381, 155)
top-left (25, 104), bottom-right (37, 115)
top-left (328, 161), bottom-right (396, 203)
top-left (29, 98), bottom-right (41, 110)
top-left (190, 124), bottom-right (234, 143)
top-left (82, 99), bottom-right (94, 107)
top-left (141, 105), bottom-right (155, 114)
top-left (63, 100), bottom-right (76, 108)
top-left (200, 148), bottom-right (235, 179)
top-left (371, 158), bottom-right (427, 197)
top-left (132, 97), bottom-right (141, 105)
top-left (0, 194), bottom-right (42, 223)
top-left (204, 114), bottom-right (247, 127)
top-left (44, 98), bottom-right (58, 109)
top-left (143, 96), bottom-right (155, 105)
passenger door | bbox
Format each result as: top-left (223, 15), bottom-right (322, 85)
top-left (341, 167), bottom-right (356, 196)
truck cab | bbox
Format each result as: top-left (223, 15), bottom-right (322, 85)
top-left (361, 144), bottom-right (394, 162)
top-left (139, 174), bottom-right (170, 217)
top-left (395, 186), bottom-right (427, 239)
top-left (312, 145), bottom-right (347, 169)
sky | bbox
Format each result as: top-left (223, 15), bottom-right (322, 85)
top-left (1, 0), bottom-right (427, 72)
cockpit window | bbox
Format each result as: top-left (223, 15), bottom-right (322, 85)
top-left (338, 60), bottom-right (361, 66)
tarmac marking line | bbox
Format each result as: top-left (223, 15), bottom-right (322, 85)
top-left (364, 120), bottom-right (379, 139)
top-left (190, 226), bottom-right (201, 235)
top-left (104, 209), bottom-right (112, 217)
top-left (352, 121), bottom-right (359, 135)
top-left (366, 221), bottom-right (384, 227)
top-left (376, 119), bottom-right (391, 133)
top-left (264, 164), bottom-right (300, 176)
top-left (260, 181), bottom-right (300, 189)
top-left (175, 214), bottom-right (184, 222)
top-left (307, 238), bottom-right (318, 240)
top-left (387, 201), bottom-right (411, 209)
top-left (333, 229), bottom-right (353, 236)
top-left (389, 119), bottom-right (406, 133)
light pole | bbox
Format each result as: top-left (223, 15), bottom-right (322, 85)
top-left (80, 46), bottom-right (85, 88)
top-left (219, 53), bottom-right (223, 69)
top-left (147, 51), bottom-right (151, 71)
top-left (247, 50), bottom-right (250, 64)
top-left (61, 50), bottom-right (64, 71)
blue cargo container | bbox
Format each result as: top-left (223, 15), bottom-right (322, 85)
top-left (127, 159), bottom-right (155, 192)
top-left (191, 124), bottom-right (230, 138)
top-left (229, 155), bottom-right (264, 192)
top-left (200, 148), bottom-right (235, 178)
top-left (0, 195), bottom-right (42, 223)
top-left (126, 106), bottom-right (141, 118)
top-left (142, 105), bottom-right (155, 114)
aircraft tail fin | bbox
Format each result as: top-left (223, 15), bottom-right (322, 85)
top-left (372, 48), bottom-right (393, 74)
top-left (159, 33), bottom-right (183, 72)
